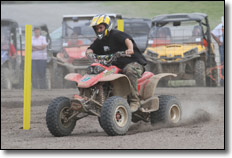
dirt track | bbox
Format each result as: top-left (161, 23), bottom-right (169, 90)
top-left (1, 87), bottom-right (224, 149)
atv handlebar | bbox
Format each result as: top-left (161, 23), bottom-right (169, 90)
top-left (89, 51), bottom-right (131, 66)
top-left (94, 51), bottom-right (130, 59)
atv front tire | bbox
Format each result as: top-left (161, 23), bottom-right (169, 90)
top-left (100, 96), bottom-right (131, 136)
top-left (46, 97), bottom-right (76, 137)
top-left (150, 95), bottom-right (181, 126)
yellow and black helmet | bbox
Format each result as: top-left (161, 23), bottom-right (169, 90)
top-left (90, 14), bottom-right (112, 39)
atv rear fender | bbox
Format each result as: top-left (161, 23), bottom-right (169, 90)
top-left (140, 73), bottom-right (177, 100)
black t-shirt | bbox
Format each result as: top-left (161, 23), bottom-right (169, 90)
top-left (88, 29), bottom-right (147, 69)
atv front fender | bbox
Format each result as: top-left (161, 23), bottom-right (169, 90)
top-left (64, 73), bottom-right (82, 83)
top-left (99, 74), bottom-right (133, 98)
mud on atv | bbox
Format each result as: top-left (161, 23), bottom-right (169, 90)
top-left (46, 51), bottom-right (182, 136)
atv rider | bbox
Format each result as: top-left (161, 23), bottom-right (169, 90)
top-left (86, 14), bottom-right (147, 112)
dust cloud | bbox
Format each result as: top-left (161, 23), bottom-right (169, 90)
top-left (128, 94), bottom-right (222, 134)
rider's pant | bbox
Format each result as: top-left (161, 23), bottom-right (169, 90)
top-left (122, 62), bottom-right (144, 102)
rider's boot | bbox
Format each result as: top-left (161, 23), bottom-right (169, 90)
top-left (129, 93), bottom-right (141, 112)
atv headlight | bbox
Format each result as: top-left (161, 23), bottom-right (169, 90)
top-left (184, 48), bottom-right (198, 57)
top-left (87, 66), bottom-right (94, 74)
top-left (93, 65), bottom-right (105, 74)
top-left (87, 66), bottom-right (105, 74)
top-left (147, 50), bottom-right (158, 58)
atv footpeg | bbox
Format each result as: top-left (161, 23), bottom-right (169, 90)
top-left (139, 96), bottom-right (159, 113)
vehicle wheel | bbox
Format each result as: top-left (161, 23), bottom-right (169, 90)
top-left (98, 117), bottom-right (103, 129)
top-left (150, 95), bottom-right (181, 126)
top-left (194, 60), bottom-right (206, 86)
top-left (52, 66), bottom-right (64, 89)
top-left (1, 68), bottom-right (12, 89)
top-left (100, 96), bottom-right (131, 136)
top-left (46, 97), bottom-right (76, 137)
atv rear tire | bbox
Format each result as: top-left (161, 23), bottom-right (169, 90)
top-left (194, 60), bottom-right (206, 86)
top-left (46, 97), bottom-right (76, 137)
top-left (150, 95), bottom-right (181, 126)
top-left (100, 96), bottom-right (131, 136)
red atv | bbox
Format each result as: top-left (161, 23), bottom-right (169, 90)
top-left (46, 51), bottom-right (182, 136)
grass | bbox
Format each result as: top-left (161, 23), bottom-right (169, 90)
top-left (101, 1), bottom-right (224, 29)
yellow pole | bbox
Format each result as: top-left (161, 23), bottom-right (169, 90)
top-left (23, 25), bottom-right (32, 130)
top-left (117, 19), bottom-right (124, 32)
